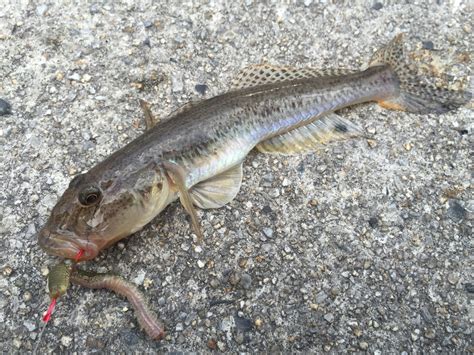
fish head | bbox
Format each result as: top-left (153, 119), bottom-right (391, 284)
top-left (38, 164), bottom-right (174, 261)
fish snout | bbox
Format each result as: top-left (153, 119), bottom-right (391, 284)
top-left (37, 226), bottom-right (99, 261)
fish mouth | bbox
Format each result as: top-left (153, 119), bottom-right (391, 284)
top-left (38, 227), bottom-right (99, 261)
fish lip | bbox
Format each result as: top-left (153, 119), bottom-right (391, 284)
top-left (38, 227), bottom-right (99, 261)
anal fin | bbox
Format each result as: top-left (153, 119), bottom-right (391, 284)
top-left (256, 113), bottom-right (363, 155)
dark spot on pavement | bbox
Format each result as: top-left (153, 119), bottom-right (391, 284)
top-left (368, 216), bottom-right (379, 228)
top-left (422, 41), bottom-right (435, 50)
top-left (464, 283), bottom-right (474, 293)
top-left (234, 315), bottom-right (253, 332)
top-left (446, 200), bottom-right (466, 222)
top-left (372, 2), bottom-right (383, 10)
top-left (0, 98), bottom-right (12, 116)
top-left (195, 84), bottom-right (208, 95)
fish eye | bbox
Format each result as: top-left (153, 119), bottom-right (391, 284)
top-left (78, 186), bottom-right (102, 206)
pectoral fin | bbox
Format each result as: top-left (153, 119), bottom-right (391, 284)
top-left (162, 161), bottom-right (203, 240)
top-left (231, 64), bottom-right (357, 90)
top-left (190, 163), bottom-right (243, 209)
top-left (257, 113), bottom-right (363, 155)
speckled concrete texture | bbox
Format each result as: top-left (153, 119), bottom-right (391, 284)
top-left (0, 1), bottom-right (472, 352)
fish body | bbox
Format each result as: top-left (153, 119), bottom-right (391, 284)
top-left (38, 35), bottom-right (470, 261)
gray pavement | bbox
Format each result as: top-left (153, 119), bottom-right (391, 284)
top-left (0, 1), bottom-right (472, 352)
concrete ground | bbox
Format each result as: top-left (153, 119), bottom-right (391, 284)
top-left (0, 1), bottom-right (472, 352)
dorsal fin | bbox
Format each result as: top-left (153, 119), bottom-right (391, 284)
top-left (231, 64), bottom-right (357, 90)
top-left (138, 100), bottom-right (200, 131)
top-left (256, 113), bottom-right (363, 155)
top-left (138, 99), bottom-right (158, 130)
top-left (168, 100), bottom-right (201, 117)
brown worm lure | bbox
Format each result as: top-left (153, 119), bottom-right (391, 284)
top-left (47, 262), bottom-right (165, 340)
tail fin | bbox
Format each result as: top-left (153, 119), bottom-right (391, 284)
top-left (370, 34), bottom-right (471, 114)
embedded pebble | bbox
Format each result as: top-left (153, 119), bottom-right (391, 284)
top-left (23, 321), bottom-right (36, 332)
top-left (464, 283), bottom-right (474, 293)
top-left (13, 339), bottom-right (21, 349)
top-left (36, 4), bottom-right (48, 16)
top-left (217, 341), bottom-right (226, 351)
top-left (372, 2), bottom-right (383, 10)
top-left (447, 273), bottom-right (459, 285)
top-left (0, 99), bottom-right (12, 115)
top-left (61, 336), bottom-right (73, 347)
top-left (367, 139), bottom-right (378, 148)
top-left (228, 271), bottom-right (241, 285)
top-left (68, 72), bottom-right (81, 81)
top-left (422, 41), bottom-right (434, 50)
top-left (82, 74), bottom-right (92, 82)
top-left (172, 74), bottom-right (184, 93)
top-left (316, 291), bottom-right (327, 303)
top-left (262, 228), bottom-right (273, 238)
top-left (207, 338), bottom-right (217, 350)
top-left (22, 291), bottom-right (32, 302)
top-left (368, 216), bottom-right (379, 228)
top-left (132, 270), bottom-right (146, 285)
top-left (240, 273), bottom-right (252, 289)
top-left (324, 313), bottom-right (334, 322)
top-left (268, 189), bottom-right (280, 198)
top-left (210, 279), bottom-right (220, 288)
top-left (2, 265), bottom-right (13, 277)
top-left (425, 328), bottom-right (436, 339)
top-left (447, 200), bottom-right (466, 221)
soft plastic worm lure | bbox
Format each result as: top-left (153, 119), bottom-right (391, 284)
top-left (44, 261), bottom-right (165, 340)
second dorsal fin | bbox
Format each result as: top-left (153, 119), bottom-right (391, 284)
top-left (231, 63), bottom-right (357, 90)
